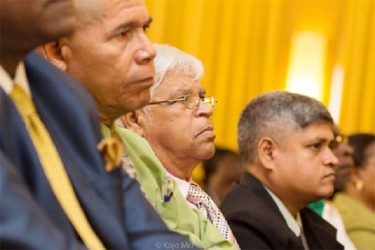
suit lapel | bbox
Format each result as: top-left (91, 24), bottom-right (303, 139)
top-left (239, 173), bottom-right (305, 248)
top-left (24, 52), bottom-right (129, 247)
top-left (301, 208), bottom-right (342, 249)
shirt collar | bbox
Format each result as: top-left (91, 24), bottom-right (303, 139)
top-left (265, 186), bottom-right (302, 236)
top-left (101, 122), bottom-right (122, 137)
top-left (101, 123), bottom-right (113, 138)
top-left (167, 172), bottom-right (191, 199)
top-left (0, 63), bottom-right (31, 97)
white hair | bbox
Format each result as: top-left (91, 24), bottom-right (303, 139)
top-left (150, 44), bottom-right (204, 100)
top-left (117, 44), bottom-right (205, 128)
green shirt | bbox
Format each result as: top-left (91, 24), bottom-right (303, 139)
top-left (102, 124), bottom-right (234, 250)
top-left (308, 199), bottom-right (325, 216)
top-left (334, 193), bottom-right (375, 250)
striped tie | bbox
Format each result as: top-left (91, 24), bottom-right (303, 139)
top-left (187, 183), bottom-right (240, 249)
top-left (10, 84), bottom-right (105, 250)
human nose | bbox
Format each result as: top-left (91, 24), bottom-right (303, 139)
top-left (323, 147), bottom-right (339, 167)
top-left (134, 33), bottom-right (157, 64)
top-left (196, 98), bottom-right (214, 117)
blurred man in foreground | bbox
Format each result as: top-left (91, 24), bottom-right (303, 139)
top-left (1, 0), bottom-right (118, 248)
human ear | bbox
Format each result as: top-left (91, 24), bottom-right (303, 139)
top-left (258, 137), bottom-right (275, 170)
top-left (351, 168), bottom-right (365, 191)
top-left (121, 111), bottom-right (146, 137)
top-left (38, 40), bottom-right (69, 71)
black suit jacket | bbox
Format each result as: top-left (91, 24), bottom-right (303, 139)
top-left (220, 172), bottom-right (343, 250)
top-left (0, 52), bottom-right (192, 249)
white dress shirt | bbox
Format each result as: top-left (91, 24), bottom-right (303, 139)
top-left (167, 173), bottom-right (197, 209)
top-left (0, 63), bottom-right (31, 96)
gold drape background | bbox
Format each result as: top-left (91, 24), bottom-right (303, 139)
top-left (145, 0), bottom-right (375, 151)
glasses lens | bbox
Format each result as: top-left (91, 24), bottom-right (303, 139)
top-left (184, 95), bottom-right (200, 110)
top-left (203, 96), bottom-right (216, 109)
top-left (183, 95), bottom-right (217, 110)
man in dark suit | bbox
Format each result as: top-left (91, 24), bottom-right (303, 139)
top-left (1, 0), bottom-right (193, 249)
top-left (0, 1), bottom-right (86, 248)
top-left (220, 91), bottom-right (344, 249)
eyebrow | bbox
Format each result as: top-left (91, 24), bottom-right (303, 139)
top-left (169, 88), bottom-right (207, 99)
top-left (307, 137), bottom-right (335, 145)
top-left (169, 89), bottom-right (193, 98)
top-left (110, 17), bottom-right (153, 35)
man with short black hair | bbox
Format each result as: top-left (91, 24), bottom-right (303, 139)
top-left (221, 91), bottom-right (344, 249)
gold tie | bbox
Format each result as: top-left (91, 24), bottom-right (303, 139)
top-left (10, 84), bottom-right (105, 250)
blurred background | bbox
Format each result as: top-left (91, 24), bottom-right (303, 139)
top-left (145, 0), bottom-right (375, 152)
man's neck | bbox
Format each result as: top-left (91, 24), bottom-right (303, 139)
top-left (0, 41), bottom-right (27, 78)
top-left (99, 112), bottom-right (117, 127)
top-left (0, 54), bottom-right (24, 78)
top-left (250, 169), bottom-right (304, 217)
top-left (152, 147), bottom-right (197, 181)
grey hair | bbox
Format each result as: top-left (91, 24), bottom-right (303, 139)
top-left (149, 44), bottom-right (204, 100)
top-left (237, 91), bottom-right (334, 163)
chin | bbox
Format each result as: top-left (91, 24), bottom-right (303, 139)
top-left (318, 187), bottom-right (334, 199)
top-left (201, 144), bottom-right (215, 160)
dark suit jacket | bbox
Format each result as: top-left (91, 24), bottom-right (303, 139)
top-left (220, 172), bottom-right (343, 250)
top-left (0, 52), bottom-right (192, 249)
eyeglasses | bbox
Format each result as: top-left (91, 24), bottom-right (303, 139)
top-left (147, 94), bottom-right (217, 110)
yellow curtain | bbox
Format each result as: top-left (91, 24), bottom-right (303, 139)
top-left (146, 0), bottom-right (375, 151)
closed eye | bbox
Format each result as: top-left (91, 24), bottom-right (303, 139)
top-left (116, 28), bottom-right (131, 39)
top-left (166, 96), bottom-right (186, 105)
top-left (309, 143), bottom-right (322, 151)
top-left (143, 17), bottom-right (153, 32)
top-left (143, 23), bottom-right (150, 32)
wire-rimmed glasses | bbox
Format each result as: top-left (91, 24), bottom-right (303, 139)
top-left (147, 94), bottom-right (217, 110)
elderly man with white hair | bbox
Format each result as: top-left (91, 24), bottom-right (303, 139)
top-left (119, 44), bottom-right (239, 249)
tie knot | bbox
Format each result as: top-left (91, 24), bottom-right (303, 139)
top-left (10, 84), bottom-right (36, 117)
top-left (186, 182), bottom-right (240, 249)
top-left (187, 183), bottom-right (210, 205)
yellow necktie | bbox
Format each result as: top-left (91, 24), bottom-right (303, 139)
top-left (10, 84), bottom-right (105, 250)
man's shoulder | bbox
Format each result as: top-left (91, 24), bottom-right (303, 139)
top-left (117, 127), bottom-right (165, 175)
top-left (301, 207), bottom-right (344, 249)
top-left (221, 173), bottom-right (303, 249)
top-left (118, 127), bottom-right (154, 154)
top-left (221, 172), bottom-right (276, 218)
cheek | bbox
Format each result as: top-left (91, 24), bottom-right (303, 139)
top-left (281, 157), bottom-right (319, 183)
top-left (362, 167), bottom-right (375, 189)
